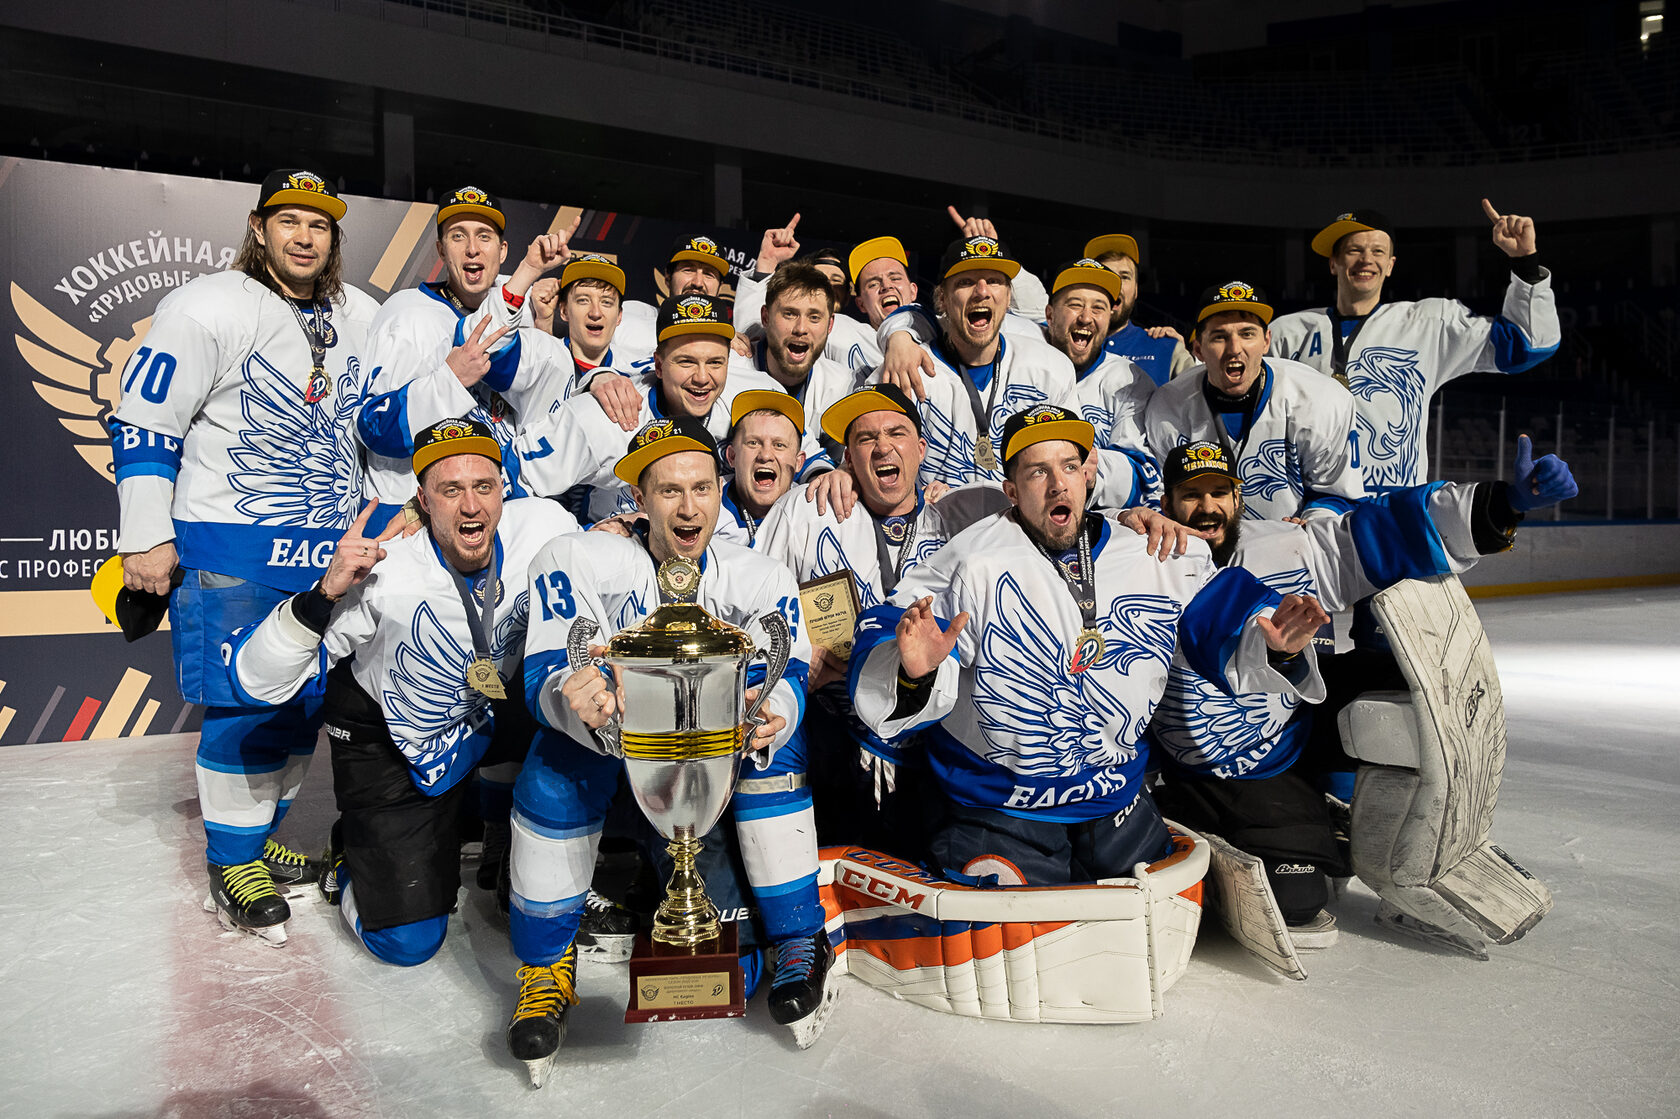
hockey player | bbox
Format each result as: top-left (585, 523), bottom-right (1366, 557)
top-left (733, 213), bottom-right (880, 375)
top-left (717, 390), bottom-right (807, 547)
top-left (109, 169), bottom-right (382, 943)
top-left (511, 293), bottom-right (783, 523)
top-left (1145, 282), bottom-right (1366, 522)
top-left (868, 236), bottom-right (1079, 488)
top-left (1268, 201), bottom-right (1559, 492)
top-left (1083, 233), bottom-right (1193, 386)
top-left (848, 404), bottom-right (1331, 885)
top-left (229, 420), bottom-right (579, 964)
top-left (607, 233), bottom-right (735, 361)
top-left (507, 419), bottom-right (834, 1084)
top-left (1042, 257), bottom-right (1161, 510)
top-left (526, 252), bottom-right (630, 398)
top-left (1148, 438), bottom-right (1578, 945)
top-left (756, 384), bottom-right (958, 857)
top-left (357, 187), bottom-right (577, 528)
top-left (743, 261), bottom-right (860, 473)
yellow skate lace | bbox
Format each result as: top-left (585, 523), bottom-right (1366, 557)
top-left (262, 840), bottom-right (311, 869)
top-left (512, 949), bottom-right (580, 1022)
top-left (222, 861), bottom-right (280, 906)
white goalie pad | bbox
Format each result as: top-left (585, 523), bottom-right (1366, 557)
top-left (1339, 574), bottom-right (1552, 952)
top-left (1201, 831), bottom-right (1307, 981)
top-left (815, 826), bottom-right (1209, 1024)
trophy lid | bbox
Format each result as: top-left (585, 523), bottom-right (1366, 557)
top-left (608, 557), bottom-right (754, 662)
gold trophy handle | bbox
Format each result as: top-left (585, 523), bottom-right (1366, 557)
top-left (565, 616), bottom-right (623, 756)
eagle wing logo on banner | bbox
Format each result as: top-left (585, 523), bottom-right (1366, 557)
top-left (11, 281), bottom-right (150, 484)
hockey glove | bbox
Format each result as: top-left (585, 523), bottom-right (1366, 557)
top-left (1508, 434), bottom-right (1578, 512)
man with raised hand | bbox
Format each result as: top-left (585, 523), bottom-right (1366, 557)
top-left (1147, 437), bottom-right (1577, 946)
top-left (848, 405), bottom-right (1329, 886)
top-left (744, 261), bottom-right (859, 473)
top-left (511, 293), bottom-right (783, 524)
top-left (1268, 201), bottom-right (1559, 493)
top-left (109, 169), bottom-right (382, 944)
top-left (1145, 282), bottom-right (1366, 523)
top-left (1083, 233), bottom-right (1194, 386)
top-left (230, 420), bottom-right (579, 964)
top-left (508, 418), bottom-right (834, 1084)
top-left (757, 384), bottom-right (958, 857)
top-left (358, 188), bottom-right (578, 528)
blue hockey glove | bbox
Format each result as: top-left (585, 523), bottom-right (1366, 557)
top-left (1509, 433), bottom-right (1578, 511)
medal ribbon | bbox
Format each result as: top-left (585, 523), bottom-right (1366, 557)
top-left (1029, 512), bottom-right (1099, 637)
top-left (1327, 306), bottom-right (1376, 387)
top-left (934, 333), bottom-right (1007, 466)
top-left (447, 561), bottom-right (499, 673)
top-left (871, 510), bottom-right (918, 596)
top-left (285, 296), bottom-right (332, 396)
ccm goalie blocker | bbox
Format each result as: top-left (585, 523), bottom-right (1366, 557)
top-left (1339, 574), bottom-right (1552, 958)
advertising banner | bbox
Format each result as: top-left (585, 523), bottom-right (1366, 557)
top-left (0, 156), bottom-right (769, 745)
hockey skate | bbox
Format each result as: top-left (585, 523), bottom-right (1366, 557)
top-left (507, 945), bottom-right (579, 1089)
top-left (768, 930), bottom-right (838, 1050)
top-left (1287, 909), bottom-right (1340, 950)
top-left (204, 860), bottom-right (290, 946)
top-left (317, 823), bottom-right (344, 907)
top-left (575, 889), bottom-right (637, 962)
top-left (261, 838), bottom-right (322, 895)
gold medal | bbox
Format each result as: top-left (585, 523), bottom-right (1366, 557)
top-left (1069, 627), bottom-right (1104, 675)
top-left (975, 433), bottom-right (998, 473)
top-left (466, 656), bottom-right (507, 700)
top-left (304, 366), bottom-right (331, 404)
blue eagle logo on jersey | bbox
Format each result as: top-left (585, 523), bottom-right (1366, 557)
top-left (815, 527), bottom-right (880, 609)
top-left (1094, 593), bottom-right (1182, 675)
top-left (1239, 438), bottom-right (1303, 519)
top-left (971, 573), bottom-right (1141, 777)
top-left (1259, 565), bottom-right (1316, 597)
top-left (1150, 665), bottom-right (1296, 772)
top-left (229, 352), bottom-right (367, 527)
top-left (382, 601), bottom-right (499, 783)
top-left (1347, 346), bottom-right (1425, 490)
top-left (1080, 401), bottom-right (1115, 446)
top-left (917, 399), bottom-right (978, 487)
top-left (613, 588), bottom-right (650, 633)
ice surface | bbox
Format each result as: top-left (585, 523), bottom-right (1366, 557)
top-left (1, 589), bottom-right (1675, 1118)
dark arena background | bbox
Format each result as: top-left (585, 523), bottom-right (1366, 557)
top-left (0, 2), bottom-right (1675, 1117)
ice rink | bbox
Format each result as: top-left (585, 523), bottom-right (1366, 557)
top-left (3, 588), bottom-right (1676, 1119)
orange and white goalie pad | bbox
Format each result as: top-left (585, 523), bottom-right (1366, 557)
top-left (815, 826), bottom-right (1208, 1024)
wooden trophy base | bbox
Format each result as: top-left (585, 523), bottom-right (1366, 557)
top-left (624, 921), bottom-right (746, 1023)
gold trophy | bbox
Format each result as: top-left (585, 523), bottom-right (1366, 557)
top-left (565, 556), bottom-right (791, 1022)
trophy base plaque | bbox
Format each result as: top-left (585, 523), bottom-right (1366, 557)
top-left (625, 921), bottom-right (746, 1023)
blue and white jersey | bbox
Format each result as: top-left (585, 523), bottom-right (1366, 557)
top-left (849, 511), bottom-right (1324, 824)
top-left (757, 483), bottom-right (953, 613)
top-left (357, 282), bottom-right (574, 514)
top-left (1151, 483), bottom-right (1484, 781)
top-left (1102, 321), bottom-right (1192, 387)
top-left (230, 498), bottom-right (579, 793)
top-left (109, 270), bottom-right (382, 592)
top-left (869, 316), bottom-right (1079, 489)
top-left (511, 366), bottom-right (784, 524)
top-left (1268, 273), bottom-right (1559, 491)
top-left (1143, 357), bottom-right (1366, 523)
top-left (1074, 347), bottom-right (1161, 511)
top-left (522, 530), bottom-right (812, 763)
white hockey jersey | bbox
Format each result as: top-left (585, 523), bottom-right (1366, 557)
top-left (511, 367), bottom-right (785, 523)
top-left (1150, 483), bottom-right (1484, 781)
top-left (357, 282), bottom-right (574, 511)
top-left (1143, 357), bottom-right (1366, 522)
top-left (1268, 273), bottom-right (1560, 490)
top-left (110, 270), bottom-right (383, 591)
top-left (757, 484), bottom-right (954, 611)
top-left (522, 530), bottom-right (812, 762)
top-left (230, 498), bottom-right (579, 791)
top-left (866, 324), bottom-right (1079, 488)
top-left (1075, 347), bottom-right (1162, 511)
top-left (849, 511), bottom-right (1324, 823)
top-left (743, 337), bottom-right (861, 477)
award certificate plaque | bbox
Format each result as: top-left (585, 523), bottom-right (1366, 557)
top-left (798, 570), bottom-right (862, 659)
